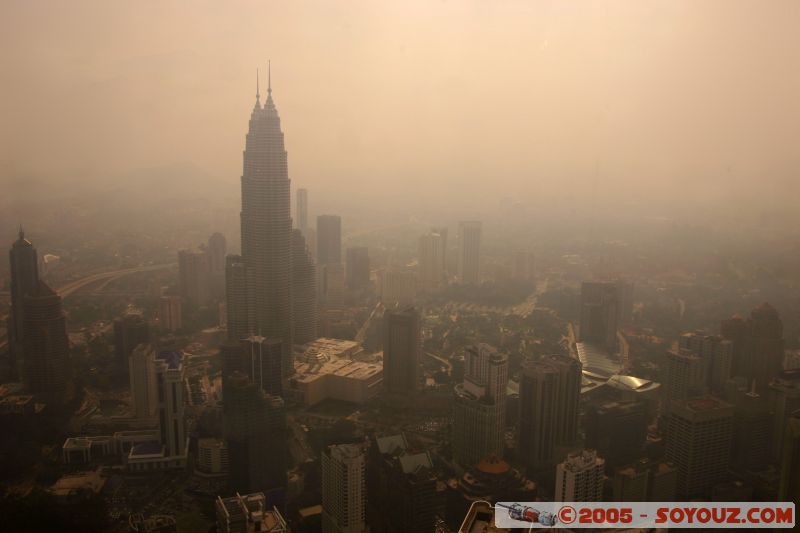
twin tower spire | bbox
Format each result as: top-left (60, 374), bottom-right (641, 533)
top-left (255, 61), bottom-right (273, 107)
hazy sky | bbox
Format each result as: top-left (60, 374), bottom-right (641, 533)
top-left (1, 0), bottom-right (799, 213)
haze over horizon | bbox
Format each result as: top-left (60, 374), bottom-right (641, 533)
top-left (2, 0), bottom-right (799, 221)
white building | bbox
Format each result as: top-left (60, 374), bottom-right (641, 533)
top-left (555, 449), bottom-right (605, 502)
top-left (322, 443), bottom-right (366, 533)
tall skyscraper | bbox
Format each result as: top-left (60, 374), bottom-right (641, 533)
top-left (457, 221), bottom-right (481, 284)
top-left (291, 229), bottom-right (318, 345)
top-left (178, 248), bottom-right (210, 305)
top-left (23, 281), bottom-right (69, 405)
top-left (241, 336), bottom-right (283, 396)
top-left (317, 215), bottom-right (342, 267)
top-left (555, 450), bottom-right (605, 502)
top-left (224, 371), bottom-right (288, 494)
top-left (159, 295), bottom-right (182, 332)
top-left (665, 396), bottom-right (734, 498)
top-left (677, 331), bottom-right (732, 396)
top-left (296, 187), bottom-right (309, 237)
top-left (578, 281), bottom-right (619, 350)
top-left (129, 343), bottom-right (157, 419)
top-left (518, 355), bottom-right (582, 472)
top-left (345, 246), bottom-right (370, 291)
top-left (322, 443), bottom-right (367, 533)
top-left (155, 351), bottom-right (187, 458)
top-left (321, 262), bottom-right (346, 309)
top-left (585, 400), bottom-right (647, 472)
top-left (418, 232), bottom-right (444, 292)
top-left (225, 254), bottom-right (251, 342)
top-left (721, 303), bottom-right (785, 392)
top-left (664, 349), bottom-right (707, 412)
top-left (452, 344), bottom-right (509, 466)
top-left (237, 68), bottom-right (293, 374)
top-left (382, 307), bottom-right (421, 394)
top-left (8, 227), bottom-right (40, 380)
top-left (113, 309), bottom-right (149, 375)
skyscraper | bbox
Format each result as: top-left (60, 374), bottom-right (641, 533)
top-left (23, 281), bottom-right (69, 405)
top-left (677, 331), bottom-right (732, 396)
top-left (382, 307), bottom-right (421, 394)
top-left (291, 229), bottom-right (318, 345)
top-left (555, 450), bottom-right (605, 502)
top-left (665, 396), bottom-right (734, 498)
top-left (418, 232), bottom-right (444, 292)
top-left (345, 246), bottom-right (370, 291)
top-left (721, 303), bottom-right (785, 392)
top-left (155, 351), bottom-right (187, 458)
top-left (457, 221), bottom-right (481, 284)
top-left (129, 343), bottom-right (157, 419)
top-left (241, 335), bottom-right (283, 396)
top-left (178, 248), bottom-right (210, 305)
top-left (8, 227), bottom-right (40, 380)
top-left (585, 400), bottom-right (647, 472)
top-left (225, 254), bottom-right (251, 342)
top-left (321, 262), bottom-right (346, 309)
top-left (237, 67), bottom-right (293, 374)
top-left (778, 410), bottom-right (800, 503)
top-left (322, 443), bottom-right (367, 533)
top-left (578, 281), bottom-right (619, 350)
top-left (317, 215), bottom-right (342, 267)
top-left (113, 309), bottom-right (149, 375)
top-left (159, 295), bottom-right (182, 332)
top-left (664, 349), bottom-right (707, 412)
top-left (431, 226), bottom-right (448, 275)
top-left (296, 187), bottom-right (309, 237)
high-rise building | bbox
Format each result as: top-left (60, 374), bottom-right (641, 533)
top-left (585, 400), bottom-right (647, 472)
top-left (225, 255), bottom-right (251, 341)
top-left (345, 247), bottom-right (370, 291)
top-left (418, 232), bottom-right (444, 292)
top-left (452, 345), bottom-right (508, 467)
top-left (178, 248), bottom-right (210, 306)
top-left (731, 385), bottom-right (772, 472)
top-left (159, 295), bottom-right (182, 332)
top-left (665, 396), bottom-right (734, 498)
top-left (678, 331), bottom-right (732, 395)
top-left (291, 229), bottom-right (317, 345)
top-left (113, 310), bottom-right (149, 375)
top-left (769, 370), bottom-right (800, 461)
top-left (367, 434), bottom-right (437, 533)
top-left (321, 262), bottom-right (346, 309)
top-left (322, 443), bottom-right (367, 533)
top-left (664, 349), bottom-right (707, 412)
top-left (431, 226), bottom-right (448, 274)
top-left (155, 351), bottom-right (187, 458)
top-left (129, 343), bottom-right (158, 419)
top-left (555, 449), bottom-right (605, 502)
top-left (237, 70), bottom-right (293, 376)
top-left (22, 281), bottom-right (69, 405)
top-left (379, 268), bottom-right (416, 306)
top-left (721, 303), bottom-right (785, 392)
top-left (578, 281), bottom-right (619, 350)
top-left (778, 410), bottom-right (800, 503)
top-left (317, 215), bottom-right (342, 267)
top-left (216, 491), bottom-right (288, 533)
top-left (8, 227), bottom-right (40, 380)
top-left (382, 307), bottom-right (421, 394)
top-left (457, 221), bottom-right (481, 284)
top-left (518, 355), bottom-right (582, 472)
top-left (207, 233), bottom-right (228, 299)
top-left (296, 187), bottom-right (309, 237)
top-left (224, 371), bottom-right (287, 494)
top-left (241, 336), bottom-right (283, 396)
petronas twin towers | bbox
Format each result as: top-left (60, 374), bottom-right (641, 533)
top-left (228, 66), bottom-right (316, 376)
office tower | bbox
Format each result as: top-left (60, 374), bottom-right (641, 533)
top-left (379, 268), bottom-right (416, 306)
top-left (418, 232), bottom-right (444, 292)
top-left (154, 351), bottom-right (186, 458)
top-left (225, 371), bottom-right (288, 493)
top-left (555, 450), bottom-right (605, 502)
top-left (721, 303), bottom-right (785, 392)
top-left (770, 370), bottom-right (800, 461)
top-left (612, 459), bottom-right (677, 502)
top-left (225, 254), bottom-right (251, 341)
top-left (321, 262), bottom-right (346, 308)
top-left (129, 344), bottom-right (158, 419)
top-left (178, 248), bottom-right (210, 305)
top-left (431, 226), bottom-right (448, 274)
top-left (317, 215), bottom-right (342, 267)
top-left (585, 400), bottom-right (647, 471)
top-left (291, 229), bottom-right (318, 345)
top-left (113, 310), bottom-right (149, 374)
top-left (382, 307), bottom-right (421, 394)
top-left (512, 250), bottom-right (535, 282)
top-left (664, 349), bottom-right (707, 412)
top-left (296, 187), bottom-right (309, 237)
top-left (518, 355), bottom-right (582, 472)
top-left (457, 221), bottom-right (481, 284)
top-left (22, 281), bottom-right (69, 405)
top-left (345, 247), bottom-right (370, 290)
top-left (665, 396), bottom-right (734, 498)
top-left (322, 443), bottom-right (367, 533)
top-left (159, 295), bottom-right (182, 332)
top-left (367, 434), bottom-right (437, 533)
top-left (238, 71), bottom-right (293, 375)
top-left (677, 331), bottom-right (732, 395)
top-left (731, 386), bottom-right (772, 472)
top-left (778, 411), bottom-right (800, 502)
top-left (453, 345), bottom-right (508, 467)
top-left (242, 336), bottom-right (283, 396)
top-left (216, 492), bottom-right (288, 533)
top-left (8, 227), bottom-right (40, 380)
top-left (207, 233), bottom-right (227, 299)
top-left (578, 281), bottom-right (619, 350)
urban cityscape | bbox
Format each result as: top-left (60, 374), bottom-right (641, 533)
top-left (1, 1), bottom-right (799, 532)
